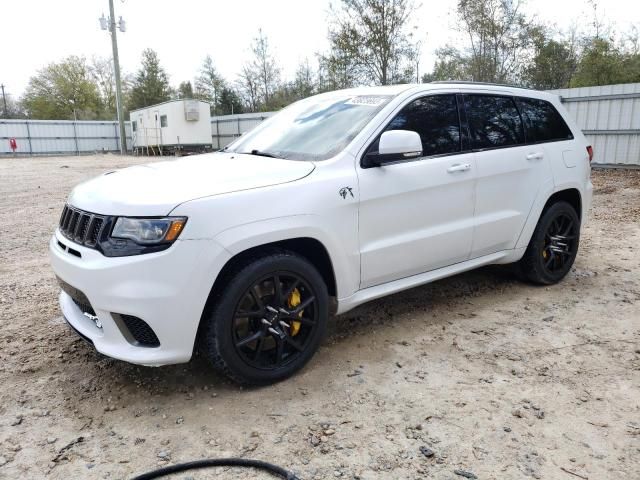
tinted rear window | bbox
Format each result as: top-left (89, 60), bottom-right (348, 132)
top-left (385, 94), bottom-right (461, 156)
top-left (464, 95), bottom-right (525, 149)
top-left (515, 97), bottom-right (573, 143)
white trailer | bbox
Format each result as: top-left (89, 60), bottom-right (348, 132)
top-left (130, 99), bottom-right (212, 155)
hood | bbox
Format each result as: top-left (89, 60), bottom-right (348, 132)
top-left (68, 152), bottom-right (315, 216)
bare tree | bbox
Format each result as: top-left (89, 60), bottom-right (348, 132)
top-left (326, 0), bottom-right (418, 85)
top-left (90, 56), bottom-right (117, 116)
top-left (457, 0), bottom-right (534, 83)
top-left (250, 29), bottom-right (281, 107)
top-left (237, 64), bottom-right (260, 112)
top-left (292, 58), bottom-right (316, 98)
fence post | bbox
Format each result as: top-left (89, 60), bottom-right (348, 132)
top-left (25, 120), bottom-right (33, 154)
top-left (72, 120), bottom-right (79, 155)
top-left (114, 123), bottom-right (119, 153)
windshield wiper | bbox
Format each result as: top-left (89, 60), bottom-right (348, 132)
top-left (241, 149), bottom-right (281, 159)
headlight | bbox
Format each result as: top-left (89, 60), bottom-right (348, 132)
top-left (111, 217), bottom-right (187, 244)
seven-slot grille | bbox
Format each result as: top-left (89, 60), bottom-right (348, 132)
top-left (59, 205), bottom-right (106, 248)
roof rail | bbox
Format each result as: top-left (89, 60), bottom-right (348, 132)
top-left (429, 80), bottom-right (533, 90)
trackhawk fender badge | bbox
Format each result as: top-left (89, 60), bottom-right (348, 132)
top-left (339, 187), bottom-right (354, 199)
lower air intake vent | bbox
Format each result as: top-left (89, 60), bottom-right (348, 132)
top-left (73, 298), bottom-right (96, 317)
top-left (119, 315), bottom-right (160, 347)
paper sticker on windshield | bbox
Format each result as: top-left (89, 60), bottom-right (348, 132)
top-left (345, 95), bottom-right (389, 107)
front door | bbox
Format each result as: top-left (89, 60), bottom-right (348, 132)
top-left (357, 94), bottom-right (476, 289)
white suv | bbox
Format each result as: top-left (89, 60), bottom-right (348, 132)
top-left (50, 83), bottom-right (593, 384)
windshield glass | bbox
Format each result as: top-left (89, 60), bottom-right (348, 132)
top-left (225, 93), bottom-right (393, 161)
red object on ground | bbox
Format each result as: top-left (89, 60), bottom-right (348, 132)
top-left (9, 138), bottom-right (17, 152)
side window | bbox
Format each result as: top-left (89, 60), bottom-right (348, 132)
top-left (464, 95), bottom-right (524, 149)
top-left (132, 120), bottom-right (137, 132)
top-left (385, 94), bottom-right (461, 157)
top-left (515, 97), bottom-right (573, 143)
top-left (160, 115), bottom-right (168, 128)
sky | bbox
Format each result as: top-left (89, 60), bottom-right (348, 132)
top-left (1, 0), bottom-right (639, 101)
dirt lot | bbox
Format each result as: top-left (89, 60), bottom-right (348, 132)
top-left (0, 154), bottom-right (639, 480)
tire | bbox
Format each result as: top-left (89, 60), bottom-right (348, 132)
top-left (517, 201), bottom-right (580, 285)
top-left (200, 249), bottom-right (328, 385)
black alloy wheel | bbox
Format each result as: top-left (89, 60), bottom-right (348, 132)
top-left (540, 212), bottom-right (578, 275)
top-left (232, 272), bottom-right (319, 370)
top-left (201, 250), bottom-right (328, 385)
top-left (517, 201), bottom-right (580, 285)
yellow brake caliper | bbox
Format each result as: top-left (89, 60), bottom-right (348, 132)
top-left (287, 288), bottom-right (303, 336)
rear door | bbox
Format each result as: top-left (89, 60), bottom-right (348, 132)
top-left (515, 96), bottom-right (577, 189)
top-left (464, 94), bottom-right (553, 258)
top-left (357, 94), bottom-right (476, 288)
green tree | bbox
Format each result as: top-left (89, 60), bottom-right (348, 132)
top-left (571, 38), bottom-right (624, 87)
top-left (325, 0), bottom-right (418, 86)
top-left (318, 27), bottom-right (362, 90)
top-left (195, 55), bottom-right (226, 115)
top-left (177, 81), bottom-right (194, 99)
top-left (423, 46), bottom-right (470, 82)
top-left (21, 56), bottom-right (101, 120)
top-left (217, 87), bottom-right (244, 115)
top-left (127, 49), bottom-right (172, 111)
top-left (291, 59), bottom-right (316, 99)
top-left (522, 30), bottom-right (578, 89)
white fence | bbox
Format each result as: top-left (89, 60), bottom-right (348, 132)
top-left (2, 83), bottom-right (639, 166)
top-left (0, 119), bottom-right (133, 155)
top-left (550, 83), bottom-right (640, 166)
top-left (210, 112), bottom-right (274, 149)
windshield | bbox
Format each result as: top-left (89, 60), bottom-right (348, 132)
top-left (225, 93), bottom-right (393, 161)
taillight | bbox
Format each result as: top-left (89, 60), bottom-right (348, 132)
top-left (586, 145), bottom-right (594, 162)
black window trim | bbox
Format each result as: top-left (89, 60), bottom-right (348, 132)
top-left (461, 93), bottom-right (575, 153)
top-left (359, 93), bottom-right (471, 169)
top-left (359, 91), bottom-right (576, 168)
top-left (514, 96), bottom-right (575, 145)
top-left (461, 93), bottom-right (526, 153)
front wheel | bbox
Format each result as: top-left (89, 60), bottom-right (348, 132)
top-left (200, 250), bottom-right (328, 385)
top-left (517, 201), bottom-right (580, 285)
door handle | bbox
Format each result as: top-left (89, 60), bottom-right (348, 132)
top-left (447, 163), bottom-right (471, 173)
top-left (526, 152), bottom-right (544, 161)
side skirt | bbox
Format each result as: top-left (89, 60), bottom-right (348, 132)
top-left (336, 249), bottom-right (523, 315)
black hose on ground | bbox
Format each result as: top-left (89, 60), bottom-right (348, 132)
top-left (130, 457), bottom-right (301, 480)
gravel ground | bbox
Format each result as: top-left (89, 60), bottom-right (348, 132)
top-left (0, 155), bottom-right (639, 480)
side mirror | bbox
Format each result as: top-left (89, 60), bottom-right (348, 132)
top-left (379, 130), bottom-right (422, 157)
top-left (362, 130), bottom-right (422, 168)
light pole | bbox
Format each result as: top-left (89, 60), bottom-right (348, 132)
top-left (1, 84), bottom-right (7, 117)
top-left (100, 1), bottom-right (127, 155)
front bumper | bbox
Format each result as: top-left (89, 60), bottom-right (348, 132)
top-left (49, 229), bottom-right (231, 366)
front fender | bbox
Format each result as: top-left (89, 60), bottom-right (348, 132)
top-left (213, 215), bottom-right (359, 301)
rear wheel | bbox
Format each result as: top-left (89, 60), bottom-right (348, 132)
top-left (200, 250), bottom-right (328, 385)
top-left (517, 201), bottom-right (580, 285)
